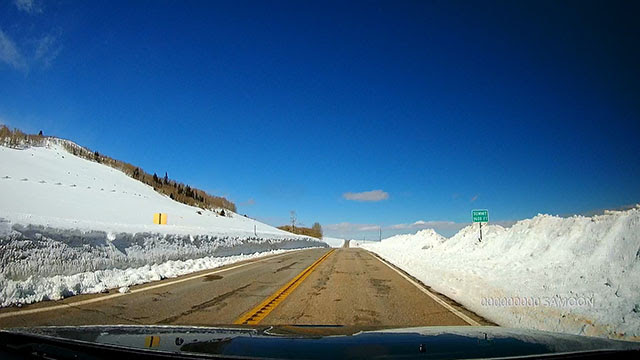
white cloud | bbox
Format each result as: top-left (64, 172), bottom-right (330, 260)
top-left (0, 28), bottom-right (62, 72)
top-left (34, 33), bottom-right (62, 68)
top-left (14, 0), bottom-right (42, 14)
top-left (0, 29), bottom-right (27, 70)
top-left (342, 189), bottom-right (389, 202)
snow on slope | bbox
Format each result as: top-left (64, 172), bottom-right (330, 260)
top-left (322, 237), bottom-right (345, 248)
top-left (358, 208), bottom-right (640, 341)
top-left (0, 141), bottom-right (306, 237)
top-left (0, 141), bottom-right (325, 307)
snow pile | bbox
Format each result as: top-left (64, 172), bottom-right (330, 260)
top-left (358, 207), bottom-right (640, 341)
top-left (1, 249), bottom-right (294, 307)
top-left (0, 142), bottom-right (325, 307)
top-left (322, 237), bottom-right (346, 248)
top-left (0, 223), bottom-right (319, 280)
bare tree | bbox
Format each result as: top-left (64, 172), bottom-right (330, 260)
top-left (290, 211), bottom-right (297, 230)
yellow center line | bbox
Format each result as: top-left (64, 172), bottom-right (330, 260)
top-left (234, 249), bottom-right (335, 325)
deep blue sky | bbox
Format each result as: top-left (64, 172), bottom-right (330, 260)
top-left (1, 0), bottom-right (639, 238)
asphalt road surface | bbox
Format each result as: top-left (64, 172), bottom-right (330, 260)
top-left (0, 248), bottom-right (492, 329)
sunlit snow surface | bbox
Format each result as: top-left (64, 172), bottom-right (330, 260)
top-left (357, 208), bottom-right (640, 341)
top-left (0, 142), bottom-right (325, 307)
top-left (321, 237), bottom-right (345, 248)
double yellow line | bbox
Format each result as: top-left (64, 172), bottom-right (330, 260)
top-left (234, 249), bottom-right (335, 325)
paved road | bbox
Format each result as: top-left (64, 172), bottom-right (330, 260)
top-left (265, 248), bottom-right (477, 326)
top-left (0, 248), bottom-right (490, 329)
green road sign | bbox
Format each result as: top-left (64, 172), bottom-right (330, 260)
top-left (472, 209), bottom-right (489, 223)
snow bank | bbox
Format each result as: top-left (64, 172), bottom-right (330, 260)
top-left (322, 237), bottom-right (345, 248)
top-left (0, 222), bottom-right (320, 280)
top-left (358, 207), bottom-right (640, 341)
top-left (0, 249), bottom-right (297, 307)
top-left (0, 142), bottom-right (325, 307)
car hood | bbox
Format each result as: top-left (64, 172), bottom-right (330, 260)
top-left (1, 325), bottom-right (639, 359)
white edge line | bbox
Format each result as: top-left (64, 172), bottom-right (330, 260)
top-left (0, 250), bottom-right (302, 320)
top-left (368, 251), bottom-right (481, 326)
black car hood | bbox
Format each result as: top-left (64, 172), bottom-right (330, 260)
top-left (1, 325), bottom-right (639, 359)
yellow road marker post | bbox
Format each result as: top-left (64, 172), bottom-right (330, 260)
top-left (144, 335), bottom-right (160, 347)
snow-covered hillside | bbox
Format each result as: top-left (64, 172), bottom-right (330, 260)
top-left (358, 207), bottom-right (640, 341)
top-left (0, 141), bottom-right (325, 306)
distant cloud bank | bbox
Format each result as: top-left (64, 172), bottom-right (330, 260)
top-left (326, 220), bottom-right (457, 232)
top-left (388, 220), bottom-right (457, 230)
top-left (324, 219), bottom-right (519, 239)
top-left (342, 189), bottom-right (389, 202)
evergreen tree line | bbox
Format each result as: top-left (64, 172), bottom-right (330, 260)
top-left (0, 126), bottom-right (237, 212)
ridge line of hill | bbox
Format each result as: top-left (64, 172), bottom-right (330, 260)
top-left (0, 126), bottom-right (236, 212)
